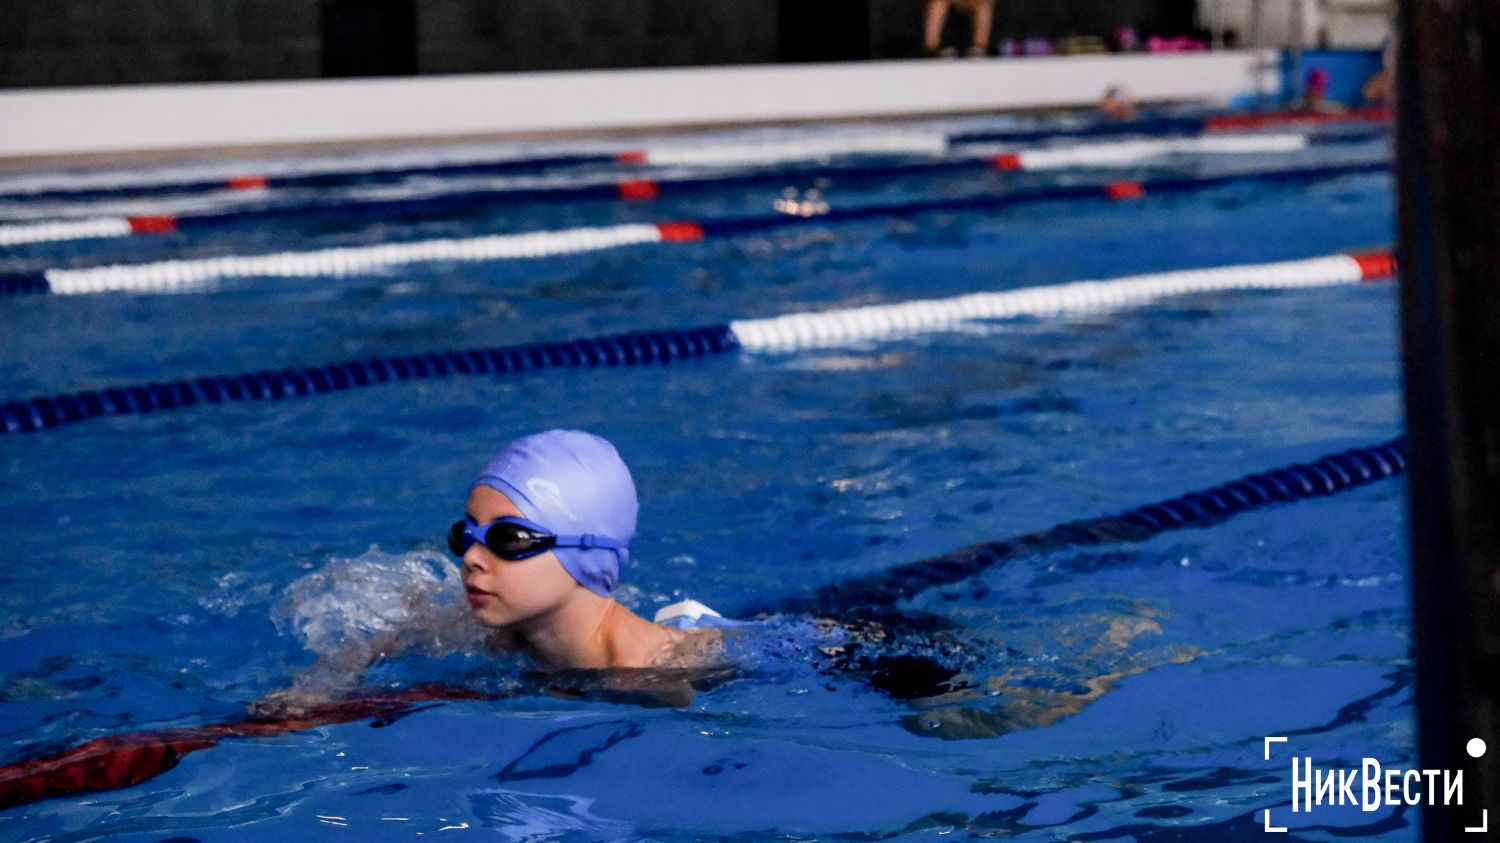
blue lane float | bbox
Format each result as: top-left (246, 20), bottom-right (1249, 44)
top-left (0, 250), bottom-right (1396, 435)
top-left (0, 326), bottom-right (742, 435)
top-left (756, 436), bottom-right (1408, 616)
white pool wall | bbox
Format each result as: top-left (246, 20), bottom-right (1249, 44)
top-left (0, 52), bottom-right (1273, 164)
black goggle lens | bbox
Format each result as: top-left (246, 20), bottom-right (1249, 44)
top-left (448, 519), bottom-right (557, 560)
top-left (447, 520), bottom-right (467, 556)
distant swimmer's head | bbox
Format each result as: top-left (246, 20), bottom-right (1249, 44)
top-left (453, 430), bottom-right (639, 628)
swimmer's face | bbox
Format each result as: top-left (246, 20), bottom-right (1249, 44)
top-left (460, 485), bottom-right (581, 629)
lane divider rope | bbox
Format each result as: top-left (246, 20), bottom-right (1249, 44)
top-left (946, 107), bottom-right (1389, 146)
top-left (0, 153), bottom-right (618, 205)
top-left (0, 218), bottom-right (136, 247)
top-left (1200, 107), bottom-right (1391, 132)
top-left (0, 250), bottom-right (1395, 435)
top-left (5, 224), bottom-right (670, 295)
top-left (0, 109), bottom-right (1390, 206)
top-left (728, 251), bottom-right (1394, 352)
top-left (0, 432), bottom-right (1406, 808)
top-left (991, 133), bottom-right (1308, 171)
top-left (632, 133), bottom-right (950, 167)
top-left (0, 685), bottom-right (496, 810)
top-left (0, 160), bottom-right (1390, 296)
top-left (0, 133), bottom-right (1333, 247)
top-left (753, 436), bottom-right (1408, 616)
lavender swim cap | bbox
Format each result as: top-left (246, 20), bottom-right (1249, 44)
top-left (472, 430), bottom-right (638, 597)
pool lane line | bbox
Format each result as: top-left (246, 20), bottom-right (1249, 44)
top-left (0, 684), bottom-right (497, 811)
top-left (0, 216), bottom-right (170, 247)
top-left (0, 153), bottom-right (620, 206)
top-left (946, 106), bottom-right (1391, 146)
top-left (0, 108), bottom-right (1391, 206)
top-left (0, 436), bottom-right (1408, 812)
top-left (0, 132), bottom-right (1349, 248)
top-left (754, 436), bottom-right (1408, 617)
top-left (1200, 107), bottom-right (1392, 132)
top-left (728, 250), bottom-right (1396, 352)
top-left (0, 249), bottom-right (1395, 435)
top-left (0, 159), bottom-right (1391, 297)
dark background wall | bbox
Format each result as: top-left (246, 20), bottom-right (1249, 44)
top-left (417, 0), bottom-right (777, 75)
top-left (0, 0), bottom-right (1197, 89)
top-left (0, 0), bottom-right (323, 88)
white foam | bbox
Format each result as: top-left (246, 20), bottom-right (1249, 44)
top-left (272, 546), bottom-right (485, 658)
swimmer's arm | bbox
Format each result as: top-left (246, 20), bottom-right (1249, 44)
top-left (540, 630), bottom-right (734, 709)
top-left (902, 613), bottom-right (1197, 740)
top-left (605, 677), bottom-right (696, 708)
top-left (248, 632), bottom-right (401, 718)
top-left (902, 664), bottom-right (1143, 739)
top-left (613, 627), bottom-right (733, 707)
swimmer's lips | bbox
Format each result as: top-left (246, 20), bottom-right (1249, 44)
top-left (465, 584), bottom-right (497, 608)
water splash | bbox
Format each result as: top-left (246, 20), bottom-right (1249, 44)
top-left (271, 546), bottom-right (485, 659)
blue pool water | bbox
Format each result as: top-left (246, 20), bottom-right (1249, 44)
top-left (0, 118), bottom-right (1409, 840)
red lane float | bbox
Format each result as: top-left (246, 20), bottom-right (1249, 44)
top-left (655, 221), bottom-right (706, 242)
top-left (617, 179), bottom-right (661, 201)
top-left (226, 176), bottom-right (271, 191)
top-left (1352, 250), bottom-right (1398, 281)
top-left (125, 215), bottom-right (178, 234)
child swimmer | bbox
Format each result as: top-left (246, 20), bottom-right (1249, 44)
top-left (258, 429), bottom-right (1168, 729)
top-left (253, 429), bottom-right (731, 716)
top-left (453, 429), bottom-right (728, 672)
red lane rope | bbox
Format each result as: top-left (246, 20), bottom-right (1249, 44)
top-left (0, 685), bottom-right (494, 810)
top-left (1203, 107), bottom-right (1390, 132)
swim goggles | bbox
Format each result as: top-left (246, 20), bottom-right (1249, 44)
top-left (447, 516), bottom-right (627, 561)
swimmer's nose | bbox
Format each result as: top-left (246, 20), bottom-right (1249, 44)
top-left (462, 544), bottom-right (492, 574)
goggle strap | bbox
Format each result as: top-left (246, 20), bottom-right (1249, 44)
top-left (551, 533), bottom-right (628, 551)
